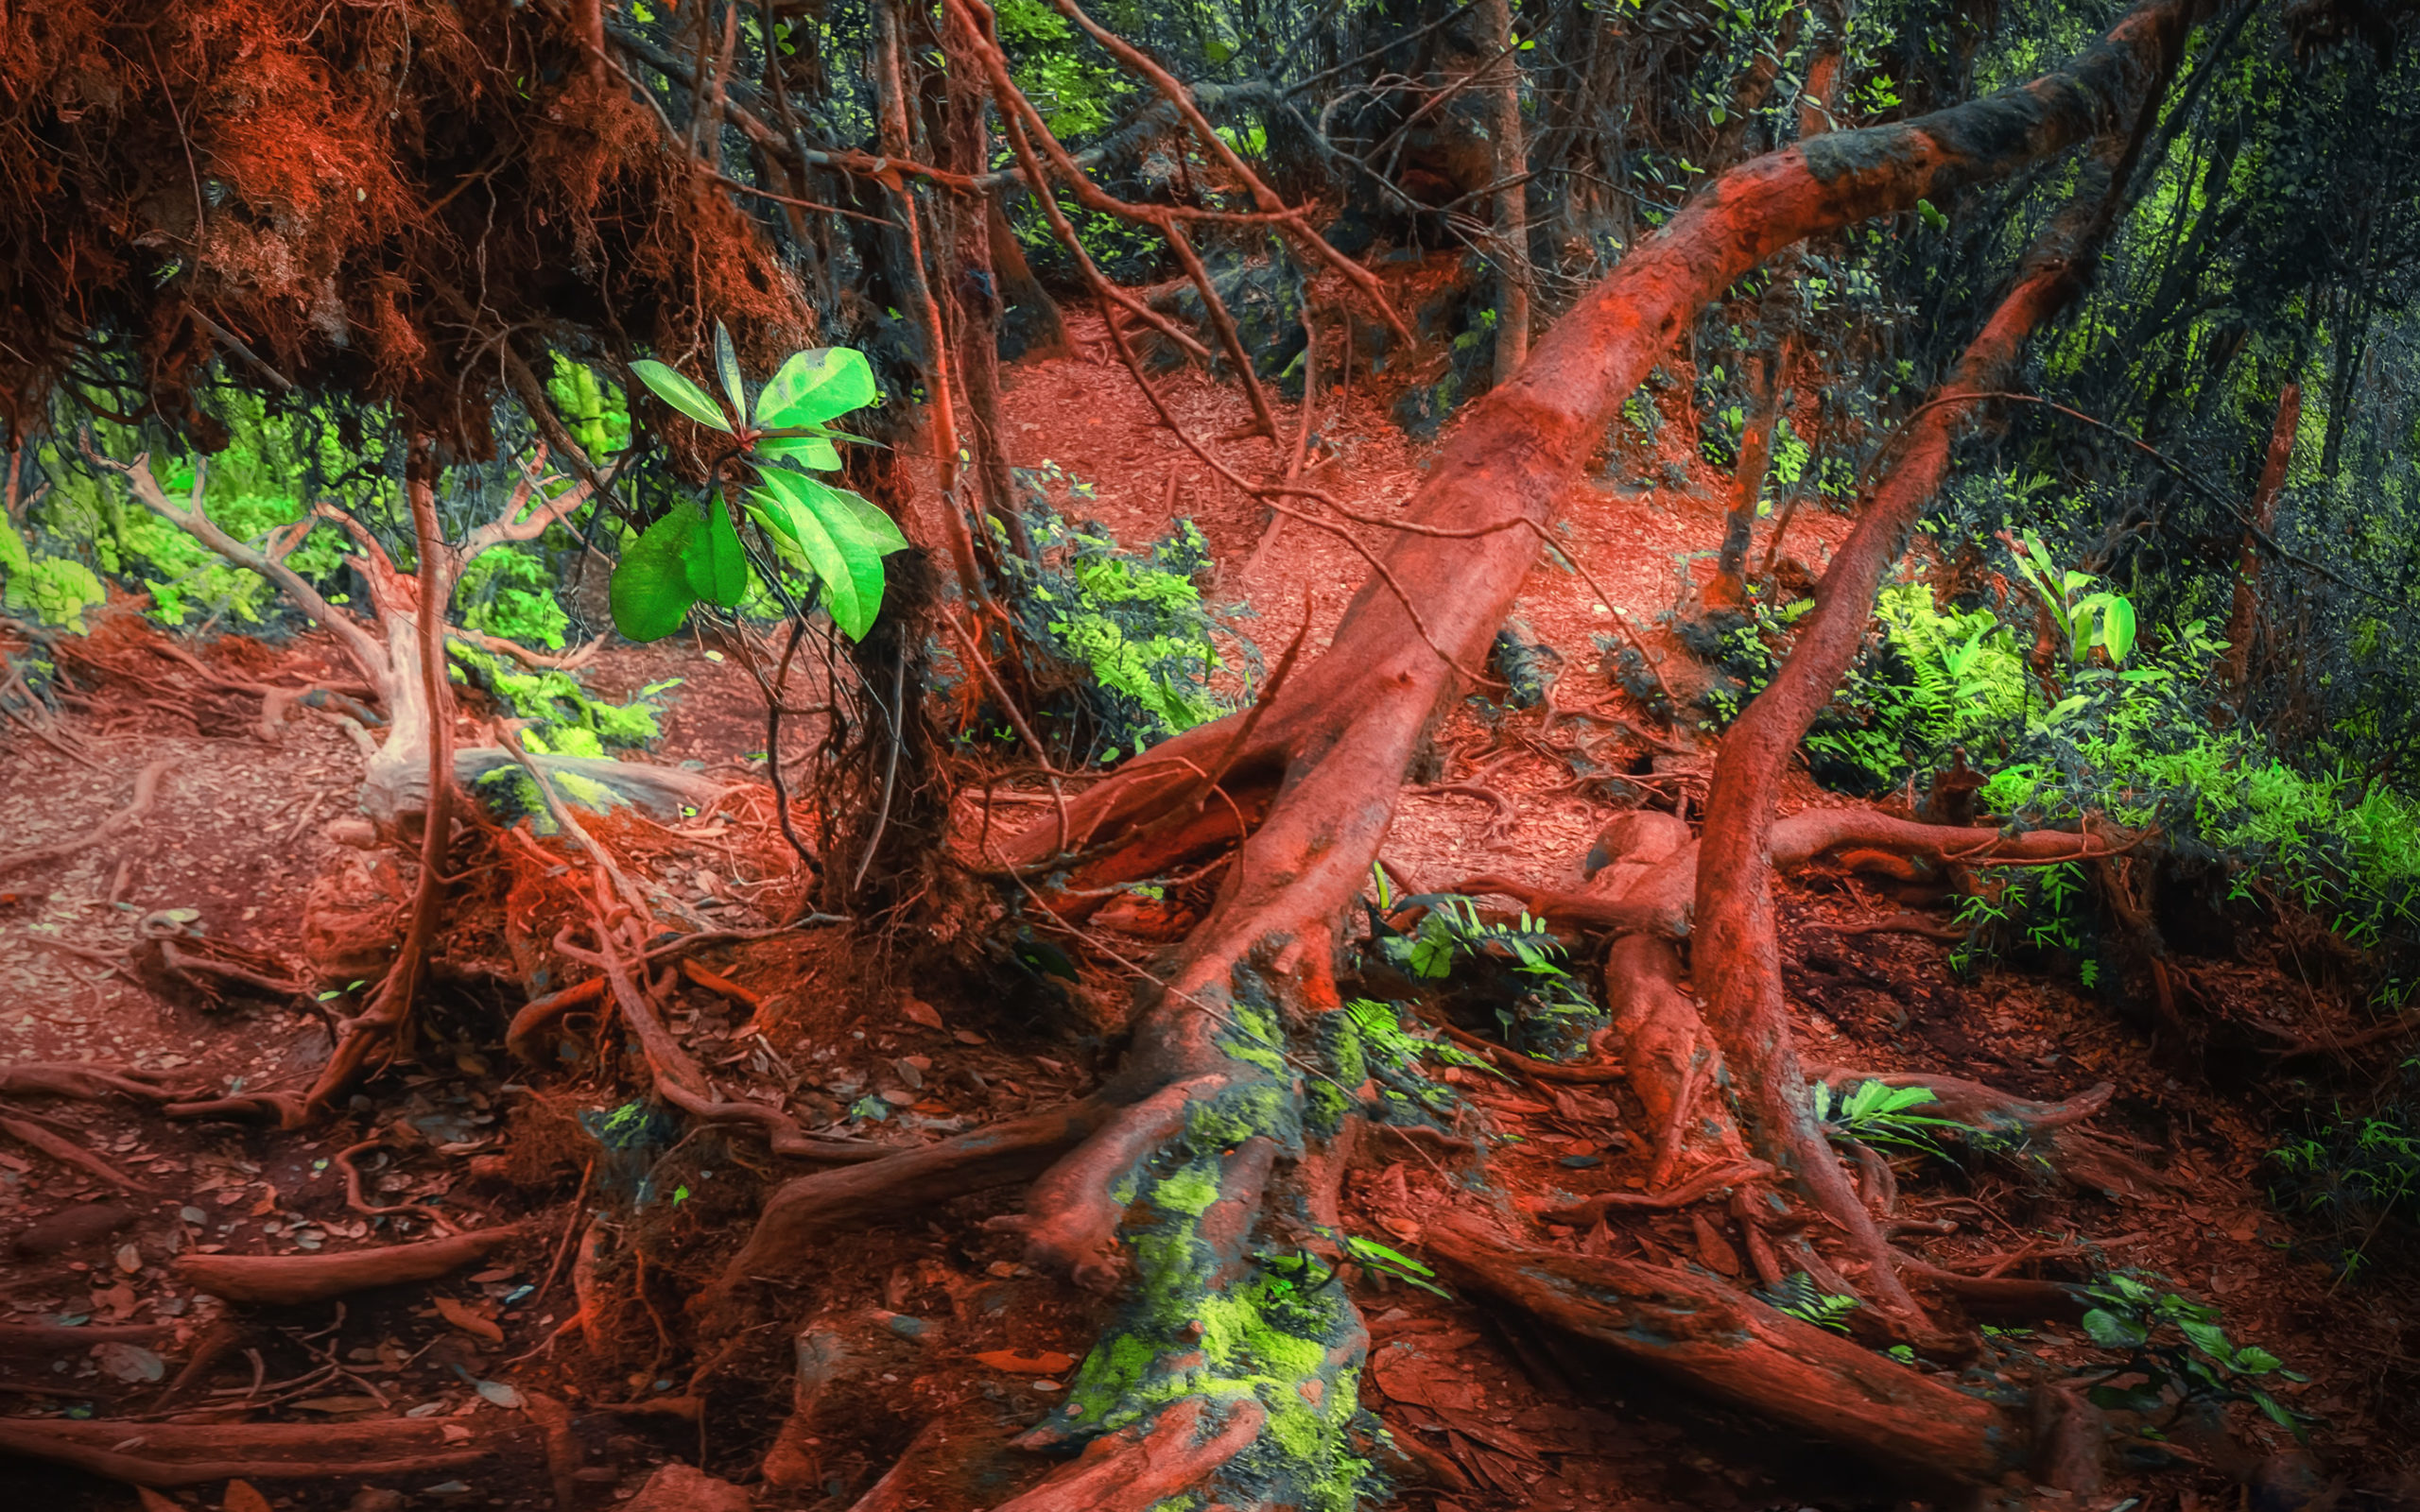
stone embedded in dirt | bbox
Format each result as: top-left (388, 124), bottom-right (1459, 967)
top-left (344, 1490), bottom-right (406, 1512)
top-left (626, 1462), bottom-right (752, 1512)
top-left (9, 1201), bottom-right (135, 1257)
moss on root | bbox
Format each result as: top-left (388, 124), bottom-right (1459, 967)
top-left (1035, 976), bottom-right (1520, 1509)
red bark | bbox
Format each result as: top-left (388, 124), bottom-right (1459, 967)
top-left (2222, 382), bottom-right (2303, 696)
top-left (1427, 1216), bottom-right (2030, 1484)
top-left (1688, 96), bottom-right (2188, 1318)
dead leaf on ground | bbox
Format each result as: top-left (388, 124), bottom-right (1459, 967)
top-left (222, 1480), bottom-right (274, 1512)
top-left (435, 1294), bottom-right (505, 1344)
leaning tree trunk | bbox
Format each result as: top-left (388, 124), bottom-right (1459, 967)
top-left (1689, 112), bottom-right (2173, 1321)
top-left (714, 0), bottom-right (2221, 1499)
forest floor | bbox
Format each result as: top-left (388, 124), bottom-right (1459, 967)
top-left (2, 313), bottom-right (2415, 1511)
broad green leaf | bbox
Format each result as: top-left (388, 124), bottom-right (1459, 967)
top-left (2248, 1389), bottom-right (2298, 1432)
top-left (2234, 1346), bottom-right (2283, 1375)
top-left (752, 471), bottom-right (880, 639)
top-left (754, 347), bottom-right (877, 430)
top-left (2177, 1317), bottom-right (2233, 1362)
top-left (682, 501), bottom-right (749, 609)
top-left (712, 322), bottom-right (746, 421)
top-left (755, 432), bottom-right (844, 471)
top-left (610, 508), bottom-right (700, 642)
top-left (630, 360), bottom-right (734, 434)
top-left (2080, 1308), bottom-right (2147, 1349)
top-left (2100, 594), bottom-right (2137, 663)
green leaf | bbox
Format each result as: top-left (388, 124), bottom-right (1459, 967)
top-left (2081, 1308), bottom-right (2148, 1349)
top-left (751, 469), bottom-right (898, 640)
top-left (2100, 593), bottom-right (2137, 663)
top-left (755, 347), bottom-right (877, 430)
top-left (2248, 1389), bottom-right (2298, 1432)
top-left (630, 359), bottom-right (734, 434)
top-left (682, 501), bottom-right (749, 609)
top-left (755, 432), bottom-right (844, 471)
top-left (2177, 1316), bottom-right (2233, 1362)
top-left (610, 509), bottom-right (701, 642)
top-left (2233, 1346), bottom-right (2283, 1375)
top-left (1917, 198), bottom-right (1949, 232)
top-left (713, 322), bottom-right (747, 421)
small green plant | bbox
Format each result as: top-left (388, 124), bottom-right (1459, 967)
top-left (1812, 1078), bottom-right (1965, 1157)
top-left (2005, 528), bottom-right (2137, 667)
top-left (991, 484), bottom-right (1253, 762)
top-left (2272, 1099), bottom-right (2420, 1279)
top-left (614, 325), bottom-right (905, 643)
top-left (2075, 1272), bottom-right (2305, 1436)
top-left (1369, 891), bottom-right (1606, 1062)
top-left (1340, 1235), bottom-right (1451, 1297)
top-left (1, 523), bottom-right (106, 631)
top-left (455, 546), bottom-right (572, 649)
top-left (1762, 1270), bottom-right (1861, 1332)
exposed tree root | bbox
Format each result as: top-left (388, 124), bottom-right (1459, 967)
top-left (0, 757), bottom-right (173, 877)
top-left (994, 1397), bottom-right (1267, 1512)
top-left (701, 1097), bottom-right (1109, 1321)
top-left (1426, 1215), bottom-right (2043, 1486)
top-left (0, 1417), bottom-right (510, 1486)
top-left (175, 1224), bottom-right (525, 1305)
top-left (0, 1111), bottom-right (152, 1192)
top-left (1808, 1068), bottom-right (2176, 1199)
top-left (0, 1062), bottom-right (184, 1101)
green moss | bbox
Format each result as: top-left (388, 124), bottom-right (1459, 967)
top-left (555, 770), bottom-right (617, 809)
top-left (1152, 1158), bottom-right (1223, 1217)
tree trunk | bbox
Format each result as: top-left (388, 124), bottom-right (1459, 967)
top-left (2222, 381), bottom-right (2302, 697)
top-left (938, 0), bottom-right (1030, 562)
top-left (988, 190), bottom-right (1072, 360)
top-left (1478, 0), bottom-right (1530, 385)
top-left (1704, 335), bottom-right (1786, 609)
top-left (1688, 115), bottom-right (2173, 1322)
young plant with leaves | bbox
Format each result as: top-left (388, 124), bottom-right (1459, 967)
top-left (612, 325), bottom-right (908, 644)
top-left (2075, 1272), bottom-right (2306, 1438)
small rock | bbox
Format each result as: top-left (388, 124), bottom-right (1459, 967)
top-left (1556, 1154), bottom-right (1602, 1169)
top-left (346, 1491), bottom-right (406, 1512)
top-left (626, 1462), bottom-right (752, 1512)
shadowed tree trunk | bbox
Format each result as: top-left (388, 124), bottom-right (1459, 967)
top-left (1479, 0), bottom-right (1530, 384)
top-left (2223, 381), bottom-right (2303, 696)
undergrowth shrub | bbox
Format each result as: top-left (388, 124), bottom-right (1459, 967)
top-left (2272, 1081), bottom-right (2420, 1280)
top-left (986, 462), bottom-right (1258, 764)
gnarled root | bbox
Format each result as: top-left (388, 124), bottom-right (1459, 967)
top-left (995, 1075), bottom-right (1221, 1291)
top-left (175, 1224), bottom-right (524, 1305)
top-left (702, 1098), bottom-right (1108, 1328)
top-left (0, 1062), bottom-right (185, 1101)
top-left (0, 1417), bottom-right (510, 1486)
top-left (1809, 1068), bottom-right (2174, 1198)
top-left (1426, 1214), bottom-right (2048, 1486)
top-left (994, 1397), bottom-right (1266, 1512)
